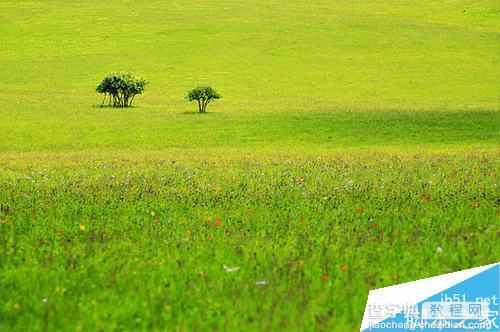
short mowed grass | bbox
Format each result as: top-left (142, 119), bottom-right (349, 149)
top-left (1, 1), bottom-right (499, 331)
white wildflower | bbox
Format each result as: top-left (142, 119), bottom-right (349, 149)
top-left (223, 264), bottom-right (240, 273)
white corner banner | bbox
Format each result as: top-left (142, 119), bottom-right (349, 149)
top-left (361, 262), bottom-right (499, 331)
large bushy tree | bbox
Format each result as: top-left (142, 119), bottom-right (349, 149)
top-left (96, 73), bottom-right (148, 107)
top-left (186, 85), bottom-right (221, 113)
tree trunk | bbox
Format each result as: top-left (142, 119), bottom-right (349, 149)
top-left (202, 98), bottom-right (211, 113)
top-left (101, 93), bottom-right (107, 107)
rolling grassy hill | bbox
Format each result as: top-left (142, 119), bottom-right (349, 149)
top-left (1, 0), bottom-right (499, 154)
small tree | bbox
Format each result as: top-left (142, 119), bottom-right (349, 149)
top-left (96, 73), bottom-right (148, 107)
top-left (186, 85), bottom-right (221, 113)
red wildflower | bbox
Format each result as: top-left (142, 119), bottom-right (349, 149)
top-left (155, 219), bottom-right (160, 224)
top-left (356, 208), bottom-right (361, 213)
top-left (370, 223), bottom-right (377, 229)
top-left (56, 232), bottom-right (62, 237)
top-left (322, 275), bottom-right (329, 281)
top-left (214, 219), bottom-right (221, 227)
top-left (247, 211), bottom-right (254, 216)
top-left (341, 265), bottom-right (348, 271)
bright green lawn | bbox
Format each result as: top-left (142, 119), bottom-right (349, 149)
top-left (0, 0), bottom-right (499, 331)
top-left (1, 1), bottom-right (500, 109)
top-left (1, 0), bottom-right (499, 153)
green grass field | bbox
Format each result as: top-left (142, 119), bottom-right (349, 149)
top-left (1, 1), bottom-right (499, 331)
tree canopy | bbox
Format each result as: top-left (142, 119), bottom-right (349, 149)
top-left (96, 73), bottom-right (148, 107)
top-left (186, 85), bottom-right (221, 113)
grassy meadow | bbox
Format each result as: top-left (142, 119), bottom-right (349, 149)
top-left (1, 1), bottom-right (499, 331)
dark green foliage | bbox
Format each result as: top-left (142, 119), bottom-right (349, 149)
top-left (186, 85), bottom-right (221, 113)
top-left (96, 73), bottom-right (148, 107)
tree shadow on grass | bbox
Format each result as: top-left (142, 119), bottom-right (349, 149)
top-left (92, 105), bottom-right (140, 109)
top-left (180, 111), bottom-right (217, 115)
